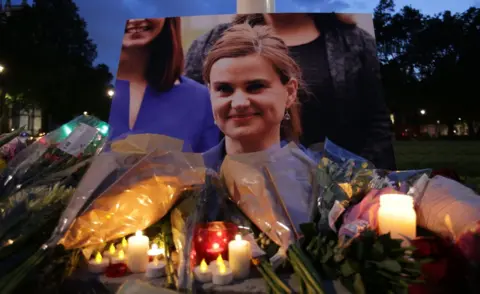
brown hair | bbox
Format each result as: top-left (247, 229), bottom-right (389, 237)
top-left (232, 13), bottom-right (356, 30)
top-left (203, 24), bottom-right (303, 143)
top-left (145, 17), bottom-right (184, 92)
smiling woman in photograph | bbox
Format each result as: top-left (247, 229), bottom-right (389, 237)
top-left (186, 13), bottom-right (396, 169)
top-left (201, 23), bottom-right (305, 171)
top-left (108, 18), bottom-right (219, 152)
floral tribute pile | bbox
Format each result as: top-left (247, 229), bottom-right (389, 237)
top-left (0, 133), bottom-right (478, 294)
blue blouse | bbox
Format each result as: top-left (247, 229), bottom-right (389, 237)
top-left (202, 138), bottom-right (321, 172)
top-left (108, 76), bottom-right (220, 153)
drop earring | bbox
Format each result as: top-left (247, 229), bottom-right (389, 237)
top-left (283, 110), bottom-right (291, 121)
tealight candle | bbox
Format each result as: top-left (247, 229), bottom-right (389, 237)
top-left (212, 259), bottom-right (233, 285)
top-left (104, 243), bottom-right (116, 259)
top-left (127, 230), bottom-right (149, 273)
top-left (111, 249), bottom-right (126, 265)
top-left (228, 234), bottom-right (251, 279)
top-left (209, 254), bottom-right (230, 273)
top-left (88, 252), bottom-right (109, 273)
top-left (378, 194), bottom-right (416, 245)
top-left (145, 256), bottom-right (166, 279)
top-left (116, 237), bottom-right (128, 251)
top-left (148, 243), bottom-right (165, 259)
top-left (194, 259), bottom-right (212, 283)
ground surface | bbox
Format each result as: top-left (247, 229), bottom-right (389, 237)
top-left (394, 140), bottom-right (480, 191)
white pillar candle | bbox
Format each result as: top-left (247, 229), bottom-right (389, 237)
top-left (88, 252), bottom-right (109, 273)
top-left (237, 0), bottom-right (275, 14)
top-left (378, 194), bottom-right (416, 244)
top-left (212, 261), bottom-right (233, 285)
top-left (127, 230), bottom-right (149, 273)
top-left (228, 234), bottom-right (252, 279)
top-left (145, 257), bottom-right (166, 279)
top-left (110, 249), bottom-right (127, 265)
top-left (209, 254), bottom-right (230, 273)
top-left (194, 259), bottom-right (213, 283)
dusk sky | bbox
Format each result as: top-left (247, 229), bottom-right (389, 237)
top-left (10, 0), bottom-right (480, 75)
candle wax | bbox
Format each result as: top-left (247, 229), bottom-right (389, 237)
top-left (88, 252), bottom-right (109, 273)
top-left (194, 259), bottom-right (212, 283)
top-left (209, 254), bottom-right (230, 273)
top-left (228, 234), bottom-right (252, 279)
top-left (378, 194), bottom-right (416, 244)
top-left (212, 262), bottom-right (233, 285)
top-left (111, 249), bottom-right (126, 265)
top-left (127, 231), bottom-right (150, 273)
top-left (145, 259), bottom-right (166, 279)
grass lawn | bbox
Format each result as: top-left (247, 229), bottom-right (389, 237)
top-left (394, 140), bottom-right (480, 191)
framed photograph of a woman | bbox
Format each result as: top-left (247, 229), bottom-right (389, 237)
top-left (108, 17), bottom-right (219, 152)
top-left (184, 13), bottom-right (396, 169)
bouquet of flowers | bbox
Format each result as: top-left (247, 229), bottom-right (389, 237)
top-left (0, 115), bottom-right (108, 198)
top-left (47, 134), bottom-right (206, 292)
top-left (0, 117), bottom-right (109, 294)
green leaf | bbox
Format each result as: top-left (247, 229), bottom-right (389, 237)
top-left (355, 241), bottom-right (364, 260)
top-left (320, 247), bottom-right (334, 263)
top-left (340, 261), bottom-right (356, 277)
top-left (371, 242), bottom-right (385, 261)
top-left (353, 273), bottom-right (366, 294)
top-left (378, 260), bottom-right (402, 273)
top-left (377, 270), bottom-right (394, 279)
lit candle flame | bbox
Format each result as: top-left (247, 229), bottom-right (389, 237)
top-left (121, 237), bottom-right (128, 248)
top-left (200, 259), bottom-right (208, 272)
top-left (109, 243), bottom-right (116, 255)
top-left (216, 231), bottom-right (222, 237)
top-left (212, 243), bottom-right (220, 250)
top-left (118, 249), bottom-right (125, 260)
top-left (216, 254), bottom-right (224, 266)
top-left (151, 243), bottom-right (158, 250)
top-left (235, 234), bottom-right (242, 241)
top-left (95, 252), bottom-right (103, 264)
top-left (218, 262), bottom-right (226, 274)
top-left (135, 230), bottom-right (143, 237)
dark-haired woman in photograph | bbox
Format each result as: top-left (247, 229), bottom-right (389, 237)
top-left (185, 13), bottom-right (396, 169)
top-left (108, 18), bottom-right (219, 152)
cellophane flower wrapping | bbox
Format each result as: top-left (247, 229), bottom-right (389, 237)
top-left (59, 135), bottom-right (206, 250)
top-left (414, 175), bottom-right (480, 262)
top-left (47, 134), bottom-right (185, 247)
top-left (170, 171), bottom-right (260, 290)
top-left (0, 115), bottom-right (108, 198)
top-left (220, 142), bottom-right (317, 251)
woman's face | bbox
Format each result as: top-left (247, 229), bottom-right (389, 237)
top-left (209, 54), bottom-right (297, 143)
top-left (122, 18), bottom-right (165, 48)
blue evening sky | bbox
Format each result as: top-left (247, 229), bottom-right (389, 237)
top-left (9, 0), bottom-right (480, 75)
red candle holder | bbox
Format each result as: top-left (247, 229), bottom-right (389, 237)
top-left (192, 221), bottom-right (238, 266)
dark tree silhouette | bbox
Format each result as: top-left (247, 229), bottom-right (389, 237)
top-left (0, 0), bottom-right (113, 132)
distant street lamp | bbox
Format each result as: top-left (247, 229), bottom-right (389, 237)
top-left (0, 65), bottom-right (4, 74)
top-left (83, 111), bottom-right (88, 116)
top-left (458, 117), bottom-right (462, 121)
top-left (437, 120), bottom-right (440, 124)
top-left (107, 89), bottom-right (115, 98)
top-left (420, 109), bottom-right (426, 115)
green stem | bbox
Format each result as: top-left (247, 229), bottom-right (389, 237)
top-left (288, 247), bottom-right (324, 294)
top-left (255, 262), bottom-right (286, 294)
